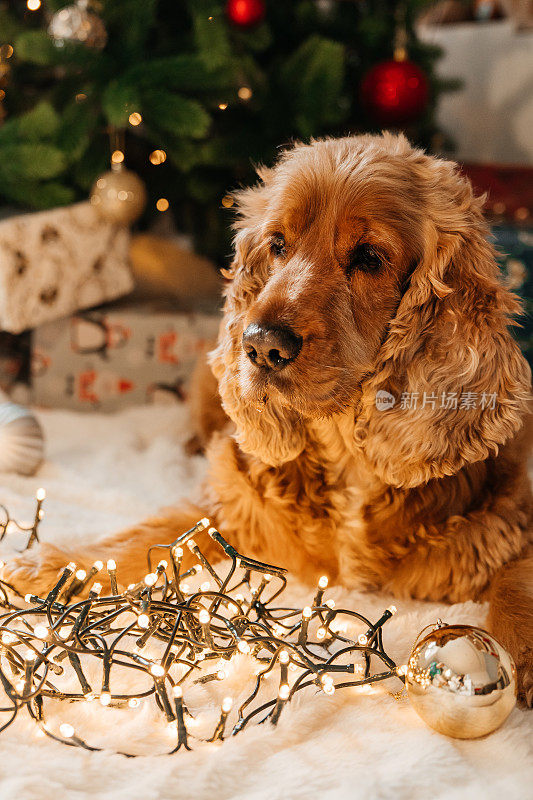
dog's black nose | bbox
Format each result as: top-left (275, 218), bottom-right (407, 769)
top-left (242, 323), bottom-right (302, 371)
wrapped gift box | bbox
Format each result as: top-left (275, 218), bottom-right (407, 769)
top-left (0, 202), bottom-right (133, 334)
top-left (31, 305), bottom-right (221, 411)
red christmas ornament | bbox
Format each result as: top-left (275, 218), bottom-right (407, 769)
top-left (360, 59), bottom-right (430, 126)
top-left (226, 0), bottom-right (265, 28)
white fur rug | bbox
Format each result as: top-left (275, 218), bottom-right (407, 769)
top-left (0, 404), bottom-right (531, 800)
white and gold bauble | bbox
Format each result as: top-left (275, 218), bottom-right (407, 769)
top-left (0, 402), bottom-right (44, 476)
top-left (48, 0), bottom-right (107, 49)
top-left (90, 166), bottom-right (147, 226)
top-left (405, 622), bottom-right (517, 739)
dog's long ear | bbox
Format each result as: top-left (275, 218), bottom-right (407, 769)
top-left (354, 157), bottom-right (531, 489)
top-left (209, 173), bottom-right (307, 466)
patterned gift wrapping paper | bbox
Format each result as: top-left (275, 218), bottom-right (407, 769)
top-left (494, 224), bottom-right (533, 367)
top-left (32, 305), bottom-right (221, 411)
top-left (0, 202), bottom-right (133, 334)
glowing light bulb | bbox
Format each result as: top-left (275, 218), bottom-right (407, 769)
top-left (200, 582), bottom-right (211, 592)
top-left (150, 664), bottom-right (165, 678)
top-left (138, 614), bottom-right (150, 629)
top-left (84, 691), bottom-right (95, 702)
top-left (36, 488), bottom-right (46, 501)
top-left (172, 546), bottom-right (183, 558)
top-left (157, 560), bottom-right (168, 571)
top-left (238, 86), bottom-right (252, 100)
top-left (218, 102), bottom-right (228, 110)
top-left (149, 149), bottom-right (167, 165)
top-left (318, 575), bottom-right (328, 589)
top-left (387, 605), bottom-right (397, 615)
top-left (325, 599), bottom-right (335, 609)
top-left (111, 150), bottom-right (124, 165)
top-left (24, 649), bottom-right (36, 663)
top-left (107, 559), bottom-right (116, 571)
top-left (200, 518), bottom-right (210, 528)
top-left (317, 627), bottom-right (327, 640)
top-left (59, 723), bottom-right (74, 738)
top-left (172, 686), bottom-right (183, 699)
top-left (216, 669), bottom-right (226, 681)
top-left (180, 583), bottom-right (190, 594)
top-left (34, 625), bottom-right (49, 640)
top-left (222, 696), bottom-right (233, 713)
top-left (323, 683), bottom-right (335, 695)
top-left (24, 594), bottom-right (33, 603)
top-left (99, 692), bottom-right (111, 706)
top-left (15, 680), bottom-right (24, 693)
top-left (144, 573), bottom-right (157, 587)
top-left (397, 664), bottom-right (407, 676)
top-left (1, 632), bottom-right (16, 645)
top-left (302, 606), bottom-right (312, 619)
top-left (237, 641), bottom-right (250, 654)
top-left (66, 562), bottom-right (77, 573)
top-left (279, 650), bottom-right (290, 664)
top-left (278, 684), bottom-right (290, 700)
top-left (128, 698), bottom-right (140, 708)
top-left (156, 198), bottom-right (169, 212)
top-left (75, 569), bottom-right (87, 581)
top-left (92, 583), bottom-right (102, 595)
top-left (358, 634), bottom-right (368, 646)
top-left (27, 0), bottom-right (41, 10)
top-left (264, 573), bottom-right (272, 582)
top-left (128, 112), bottom-right (142, 126)
top-left (199, 610), bottom-right (210, 625)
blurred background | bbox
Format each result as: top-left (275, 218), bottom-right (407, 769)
top-left (0, 0), bottom-right (531, 417)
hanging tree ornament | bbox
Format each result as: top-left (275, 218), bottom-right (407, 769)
top-left (48, 0), bottom-right (107, 49)
top-left (226, 0), bottom-right (266, 29)
top-left (405, 621), bottom-right (517, 738)
top-left (90, 166), bottom-right (147, 226)
top-left (360, 4), bottom-right (429, 126)
top-left (90, 137), bottom-right (147, 226)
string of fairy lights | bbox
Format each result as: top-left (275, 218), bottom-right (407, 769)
top-left (0, 491), bottom-right (404, 756)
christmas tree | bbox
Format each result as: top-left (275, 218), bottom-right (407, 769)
top-left (0, 0), bottom-right (453, 261)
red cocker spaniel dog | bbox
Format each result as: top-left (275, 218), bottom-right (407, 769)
top-left (5, 133), bottom-right (533, 701)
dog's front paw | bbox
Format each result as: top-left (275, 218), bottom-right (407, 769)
top-left (1, 543), bottom-right (76, 598)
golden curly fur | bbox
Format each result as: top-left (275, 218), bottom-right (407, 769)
top-left (5, 133), bottom-right (533, 701)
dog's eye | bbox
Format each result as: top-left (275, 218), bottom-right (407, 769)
top-left (270, 234), bottom-right (286, 258)
top-left (347, 243), bottom-right (382, 274)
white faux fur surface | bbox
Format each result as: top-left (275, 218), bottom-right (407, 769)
top-left (0, 404), bottom-right (531, 800)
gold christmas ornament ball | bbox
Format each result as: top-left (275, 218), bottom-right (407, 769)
top-left (90, 168), bottom-right (147, 226)
top-left (405, 623), bottom-right (517, 739)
